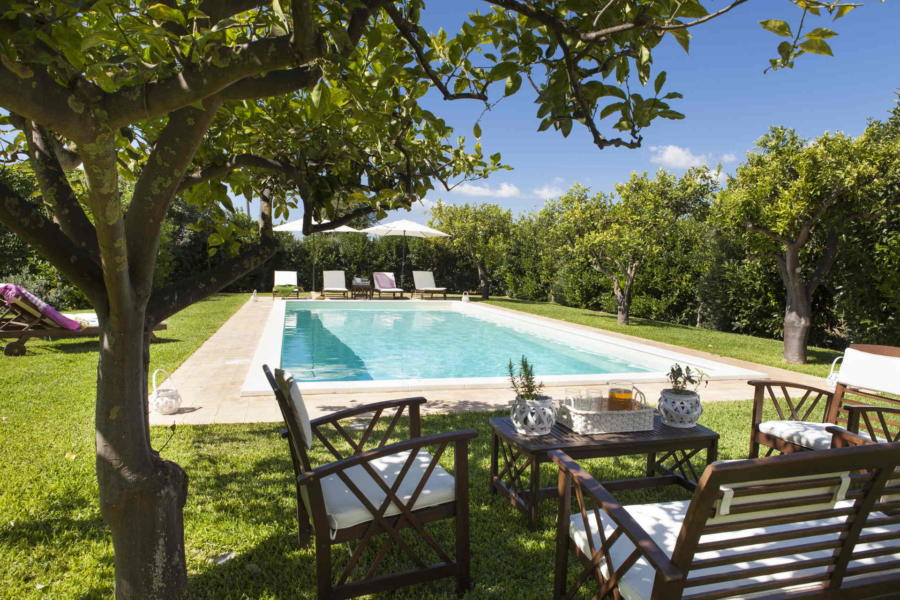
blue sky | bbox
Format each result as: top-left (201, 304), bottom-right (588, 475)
top-left (390, 0), bottom-right (900, 223)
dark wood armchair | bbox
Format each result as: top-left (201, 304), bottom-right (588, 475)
top-left (262, 365), bottom-right (477, 600)
top-left (749, 344), bottom-right (900, 457)
top-left (552, 442), bottom-right (900, 600)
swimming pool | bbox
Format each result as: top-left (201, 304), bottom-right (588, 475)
top-left (282, 304), bottom-right (656, 382)
top-left (241, 301), bottom-right (762, 395)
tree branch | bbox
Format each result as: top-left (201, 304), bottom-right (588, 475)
top-left (746, 222), bottom-right (789, 245)
top-left (104, 35), bottom-right (301, 127)
top-left (0, 179), bottom-right (105, 302)
top-left (126, 100), bottom-right (223, 296)
top-left (15, 118), bottom-right (101, 262)
top-left (178, 154), bottom-right (298, 192)
top-left (219, 67), bottom-right (321, 101)
top-left (198, 0), bottom-right (267, 23)
top-left (385, 5), bottom-right (488, 102)
top-left (304, 203), bottom-right (376, 234)
top-left (0, 63), bottom-right (89, 139)
top-left (809, 232), bottom-right (840, 296)
top-left (146, 240), bottom-right (277, 325)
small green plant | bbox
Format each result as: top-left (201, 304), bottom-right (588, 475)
top-left (667, 363), bottom-right (708, 393)
top-left (508, 355), bottom-right (545, 400)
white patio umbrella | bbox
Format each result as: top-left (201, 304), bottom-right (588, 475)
top-left (361, 219), bottom-right (449, 288)
top-left (273, 218), bottom-right (361, 291)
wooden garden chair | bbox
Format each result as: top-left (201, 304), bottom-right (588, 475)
top-left (552, 442), bottom-right (900, 600)
top-left (749, 344), bottom-right (900, 457)
top-left (262, 365), bottom-right (477, 599)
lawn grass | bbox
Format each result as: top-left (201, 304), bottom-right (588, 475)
top-left (485, 299), bottom-right (840, 378)
top-left (0, 293), bottom-right (248, 600)
top-left (0, 293), bottom-right (778, 599)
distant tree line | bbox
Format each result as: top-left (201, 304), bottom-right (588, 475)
top-left (3, 107), bottom-right (897, 365)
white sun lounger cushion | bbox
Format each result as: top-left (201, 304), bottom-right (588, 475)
top-left (321, 449), bottom-right (456, 537)
top-left (413, 271), bottom-right (446, 291)
top-left (322, 271), bottom-right (347, 291)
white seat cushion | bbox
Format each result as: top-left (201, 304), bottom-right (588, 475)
top-left (757, 420), bottom-right (870, 450)
top-left (570, 500), bottom-right (900, 600)
top-left (322, 449), bottom-right (455, 537)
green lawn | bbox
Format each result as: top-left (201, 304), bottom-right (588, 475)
top-left (0, 294), bottom-right (783, 599)
top-left (485, 299), bottom-right (840, 379)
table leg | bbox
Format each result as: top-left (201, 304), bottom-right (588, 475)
top-left (646, 452), bottom-right (657, 477)
top-left (528, 455), bottom-right (541, 529)
top-left (707, 437), bottom-right (719, 465)
top-left (490, 431), bottom-right (499, 494)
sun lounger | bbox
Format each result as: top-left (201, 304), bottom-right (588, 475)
top-left (321, 270), bottom-right (348, 298)
top-left (373, 272), bottom-right (404, 299)
top-left (0, 283), bottom-right (165, 356)
top-left (272, 270), bottom-right (301, 298)
top-left (413, 270), bottom-right (447, 299)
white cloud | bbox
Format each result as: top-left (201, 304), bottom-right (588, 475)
top-left (649, 145), bottom-right (709, 169)
top-left (417, 197), bottom-right (437, 210)
top-left (720, 153), bottom-right (737, 164)
top-left (552, 176), bottom-right (564, 184)
top-left (533, 184), bottom-right (564, 201)
top-left (450, 182), bottom-right (522, 198)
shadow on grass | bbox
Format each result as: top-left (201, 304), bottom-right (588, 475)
top-left (0, 515), bottom-right (107, 546)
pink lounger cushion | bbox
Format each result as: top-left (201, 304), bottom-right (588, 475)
top-left (0, 283), bottom-right (83, 331)
top-left (373, 272), bottom-right (402, 291)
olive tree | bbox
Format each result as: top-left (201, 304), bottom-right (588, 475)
top-left (0, 0), bottom-right (868, 597)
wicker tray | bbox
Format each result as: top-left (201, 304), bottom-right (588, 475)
top-left (556, 398), bottom-right (655, 434)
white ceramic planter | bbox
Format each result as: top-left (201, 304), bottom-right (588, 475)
top-left (511, 395), bottom-right (555, 435)
top-left (658, 389), bottom-right (702, 428)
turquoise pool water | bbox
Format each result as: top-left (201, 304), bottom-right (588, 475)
top-left (281, 304), bottom-right (656, 382)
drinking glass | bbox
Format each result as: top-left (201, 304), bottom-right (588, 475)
top-left (607, 382), bottom-right (634, 411)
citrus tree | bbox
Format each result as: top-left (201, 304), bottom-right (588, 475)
top-left (429, 201), bottom-right (513, 298)
top-left (0, 0), bottom-right (870, 597)
top-left (716, 122), bottom-right (898, 363)
top-left (558, 169), bottom-right (717, 325)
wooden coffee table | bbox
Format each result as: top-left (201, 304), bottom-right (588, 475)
top-left (350, 283), bottom-right (372, 299)
top-left (489, 416), bottom-right (719, 528)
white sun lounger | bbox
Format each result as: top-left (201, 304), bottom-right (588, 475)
top-left (373, 272), bottom-right (404, 299)
top-left (413, 271), bottom-right (447, 299)
top-left (322, 270), bottom-right (349, 298)
top-left (273, 270), bottom-right (301, 298)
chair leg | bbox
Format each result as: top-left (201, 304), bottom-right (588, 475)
top-left (316, 535), bottom-right (333, 599)
top-left (749, 434), bottom-right (760, 459)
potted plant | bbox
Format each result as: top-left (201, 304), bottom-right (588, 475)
top-left (508, 356), bottom-right (555, 435)
top-left (658, 364), bottom-right (708, 428)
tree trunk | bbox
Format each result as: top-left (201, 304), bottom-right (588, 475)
top-left (615, 295), bottom-right (630, 325)
top-left (95, 309), bottom-right (188, 600)
top-left (476, 262), bottom-right (490, 299)
top-left (778, 245), bottom-right (813, 365)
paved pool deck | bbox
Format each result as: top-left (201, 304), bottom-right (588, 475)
top-left (150, 297), bottom-right (828, 426)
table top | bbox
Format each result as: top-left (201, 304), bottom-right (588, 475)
top-left (489, 416), bottom-right (718, 453)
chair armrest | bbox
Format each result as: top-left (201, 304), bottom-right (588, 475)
top-left (842, 405), bottom-right (900, 442)
top-left (550, 450), bottom-right (682, 584)
top-left (826, 425), bottom-right (872, 448)
top-left (310, 397), bottom-right (427, 428)
top-left (298, 429), bottom-right (478, 485)
top-left (748, 380), bottom-right (834, 425)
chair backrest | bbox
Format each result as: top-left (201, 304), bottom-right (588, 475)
top-left (273, 270), bottom-right (298, 287)
top-left (262, 364), bottom-right (314, 473)
top-left (373, 272), bottom-right (396, 289)
top-left (828, 345), bottom-right (900, 435)
top-left (322, 270), bottom-right (346, 289)
top-left (413, 271), bottom-right (436, 289)
top-left (669, 442), bottom-right (900, 599)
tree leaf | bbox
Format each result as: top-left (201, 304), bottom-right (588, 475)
top-left (799, 39), bottom-right (833, 56)
top-left (759, 19), bottom-right (792, 38)
top-left (804, 27), bottom-right (838, 40)
top-left (654, 71), bottom-right (666, 95)
top-left (504, 73), bottom-right (522, 96)
top-left (147, 3), bottom-right (185, 25)
top-left (473, 122), bottom-right (482, 139)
